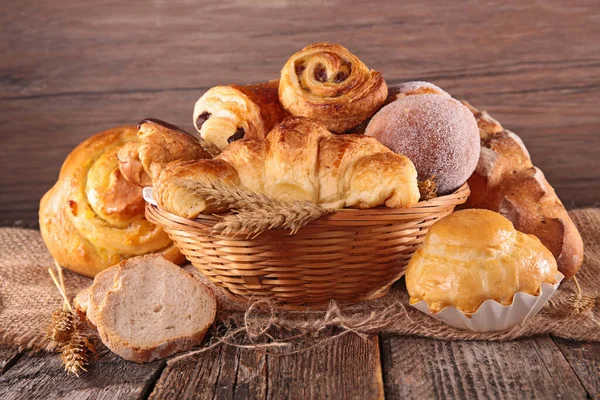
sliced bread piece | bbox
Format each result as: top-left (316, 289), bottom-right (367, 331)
top-left (86, 266), bottom-right (119, 326)
top-left (73, 266), bottom-right (118, 326)
top-left (95, 255), bottom-right (217, 363)
top-left (73, 287), bottom-right (91, 319)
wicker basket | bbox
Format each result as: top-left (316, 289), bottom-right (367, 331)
top-left (146, 183), bottom-right (470, 309)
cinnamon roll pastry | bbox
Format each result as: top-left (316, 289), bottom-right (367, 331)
top-left (279, 42), bottom-right (388, 133)
top-left (117, 118), bottom-right (217, 187)
top-left (193, 80), bottom-right (289, 150)
top-left (40, 127), bottom-right (184, 277)
top-left (153, 117), bottom-right (419, 219)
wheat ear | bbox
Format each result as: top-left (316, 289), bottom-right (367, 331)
top-left (418, 176), bottom-right (438, 201)
top-left (176, 180), bottom-right (335, 236)
top-left (213, 202), bottom-right (334, 237)
top-left (47, 260), bottom-right (93, 377)
top-left (60, 331), bottom-right (89, 377)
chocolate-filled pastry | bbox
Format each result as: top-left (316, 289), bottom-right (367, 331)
top-left (193, 80), bottom-right (289, 150)
top-left (117, 118), bottom-right (217, 187)
top-left (279, 43), bottom-right (388, 133)
top-left (39, 127), bottom-right (184, 277)
top-left (153, 117), bottom-right (419, 219)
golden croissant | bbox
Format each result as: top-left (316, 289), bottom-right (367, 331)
top-left (153, 117), bottom-right (420, 219)
top-left (117, 118), bottom-right (218, 187)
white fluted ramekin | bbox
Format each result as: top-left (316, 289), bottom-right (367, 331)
top-left (411, 272), bottom-right (564, 332)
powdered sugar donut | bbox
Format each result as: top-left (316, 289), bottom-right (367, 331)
top-left (386, 81), bottom-right (450, 103)
top-left (366, 93), bottom-right (480, 195)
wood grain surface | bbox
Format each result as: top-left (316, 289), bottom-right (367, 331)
top-left (1, 1), bottom-right (599, 399)
top-left (149, 343), bottom-right (267, 399)
top-left (0, 350), bottom-right (165, 400)
top-left (150, 332), bottom-right (383, 400)
top-left (1, 334), bottom-right (598, 399)
top-left (266, 333), bottom-right (384, 399)
top-left (553, 337), bottom-right (600, 399)
top-left (380, 335), bottom-right (588, 399)
top-left (1, 0), bottom-right (599, 223)
top-left (0, 345), bottom-right (21, 377)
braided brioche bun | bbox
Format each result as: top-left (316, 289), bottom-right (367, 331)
top-left (366, 82), bottom-right (480, 195)
top-left (39, 126), bottom-right (184, 277)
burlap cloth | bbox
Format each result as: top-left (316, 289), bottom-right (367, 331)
top-left (1, 209), bottom-right (599, 352)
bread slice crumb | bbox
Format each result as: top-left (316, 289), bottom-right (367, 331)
top-left (74, 255), bottom-right (217, 363)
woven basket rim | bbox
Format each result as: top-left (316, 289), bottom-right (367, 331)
top-left (145, 183), bottom-right (470, 307)
top-left (146, 183), bottom-right (470, 228)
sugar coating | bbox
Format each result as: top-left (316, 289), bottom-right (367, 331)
top-left (394, 81), bottom-right (450, 97)
top-left (386, 81), bottom-right (451, 104)
top-left (366, 94), bottom-right (480, 194)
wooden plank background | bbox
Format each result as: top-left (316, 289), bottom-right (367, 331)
top-left (1, 0), bottom-right (599, 224)
top-left (1, 1), bottom-right (599, 399)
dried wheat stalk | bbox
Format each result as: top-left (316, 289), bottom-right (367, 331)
top-left (60, 331), bottom-right (89, 377)
top-left (49, 309), bottom-right (75, 343)
top-left (212, 202), bottom-right (335, 237)
top-left (47, 260), bottom-right (94, 377)
top-left (418, 176), bottom-right (438, 201)
top-left (177, 180), bottom-right (336, 236)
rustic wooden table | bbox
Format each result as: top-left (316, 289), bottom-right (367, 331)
top-left (1, 1), bottom-right (599, 399)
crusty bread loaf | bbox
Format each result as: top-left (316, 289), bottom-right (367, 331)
top-left (74, 255), bottom-right (217, 363)
top-left (83, 267), bottom-right (119, 326)
top-left (463, 103), bottom-right (584, 279)
top-left (72, 287), bottom-right (91, 320)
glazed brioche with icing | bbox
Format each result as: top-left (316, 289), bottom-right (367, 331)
top-left (117, 118), bottom-right (217, 187)
top-left (39, 126), bottom-right (184, 278)
top-left (279, 42), bottom-right (388, 133)
top-left (463, 103), bottom-right (584, 279)
top-left (405, 209), bottom-right (559, 314)
top-left (153, 116), bottom-right (420, 218)
top-left (193, 80), bottom-right (289, 150)
top-left (366, 81), bottom-right (480, 195)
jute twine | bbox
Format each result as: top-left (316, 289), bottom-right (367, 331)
top-left (1, 209), bottom-right (599, 358)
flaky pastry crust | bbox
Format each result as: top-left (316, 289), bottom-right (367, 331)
top-left (193, 80), bottom-right (289, 150)
top-left (463, 103), bottom-right (584, 279)
top-left (153, 117), bottom-right (419, 218)
top-left (279, 43), bottom-right (387, 133)
top-left (117, 118), bottom-right (216, 187)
